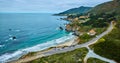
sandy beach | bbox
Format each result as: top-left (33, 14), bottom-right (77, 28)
top-left (8, 35), bottom-right (79, 63)
top-left (56, 36), bottom-right (78, 47)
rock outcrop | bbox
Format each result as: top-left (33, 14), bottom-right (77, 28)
top-left (65, 24), bottom-right (82, 36)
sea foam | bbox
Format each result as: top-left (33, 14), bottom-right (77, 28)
top-left (0, 45), bottom-right (4, 48)
top-left (0, 33), bottom-right (74, 63)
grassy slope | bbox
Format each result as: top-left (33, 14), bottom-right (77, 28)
top-left (89, 0), bottom-right (120, 15)
top-left (90, 20), bottom-right (120, 63)
top-left (88, 1), bottom-right (120, 62)
top-left (87, 58), bottom-right (109, 63)
top-left (28, 48), bottom-right (88, 63)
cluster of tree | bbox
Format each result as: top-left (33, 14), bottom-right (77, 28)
top-left (66, 12), bottom-right (117, 28)
top-left (67, 14), bottom-right (83, 19)
top-left (82, 13), bottom-right (116, 28)
top-left (78, 33), bottom-right (93, 44)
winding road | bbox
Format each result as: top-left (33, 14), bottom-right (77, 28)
top-left (9, 22), bottom-right (116, 63)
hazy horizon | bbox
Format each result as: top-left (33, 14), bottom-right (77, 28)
top-left (0, 0), bottom-right (112, 13)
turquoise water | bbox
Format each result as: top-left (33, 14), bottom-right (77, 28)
top-left (0, 13), bottom-right (73, 62)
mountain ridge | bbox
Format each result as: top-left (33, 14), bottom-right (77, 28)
top-left (55, 6), bottom-right (92, 15)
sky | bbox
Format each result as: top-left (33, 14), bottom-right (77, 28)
top-left (0, 0), bottom-right (112, 13)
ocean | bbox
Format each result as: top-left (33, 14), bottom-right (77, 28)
top-left (0, 13), bottom-right (74, 62)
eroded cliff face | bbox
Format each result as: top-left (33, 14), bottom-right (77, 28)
top-left (65, 24), bottom-right (82, 36)
top-left (65, 24), bottom-right (72, 32)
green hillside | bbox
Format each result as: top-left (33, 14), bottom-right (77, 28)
top-left (89, 0), bottom-right (120, 15)
top-left (89, 0), bottom-right (120, 62)
top-left (56, 6), bottom-right (92, 15)
top-left (90, 17), bottom-right (120, 63)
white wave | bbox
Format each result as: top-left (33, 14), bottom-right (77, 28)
top-left (0, 33), bottom-right (75, 63)
top-left (15, 30), bottom-right (20, 32)
top-left (8, 34), bottom-right (12, 37)
top-left (5, 37), bottom-right (17, 42)
top-left (0, 51), bottom-right (25, 63)
top-left (0, 45), bottom-right (4, 48)
top-left (23, 33), bottom-right (74, 52)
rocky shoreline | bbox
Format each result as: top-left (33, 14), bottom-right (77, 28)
top-left (9, 21), bottom-right (116, 63)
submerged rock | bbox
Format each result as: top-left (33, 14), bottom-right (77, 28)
top-left (12, 36), bottom-right (16, 40)
top-left (9, 29), bottom-right (12, 31)
top-left (59, 27), bottom-right (63, 30)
